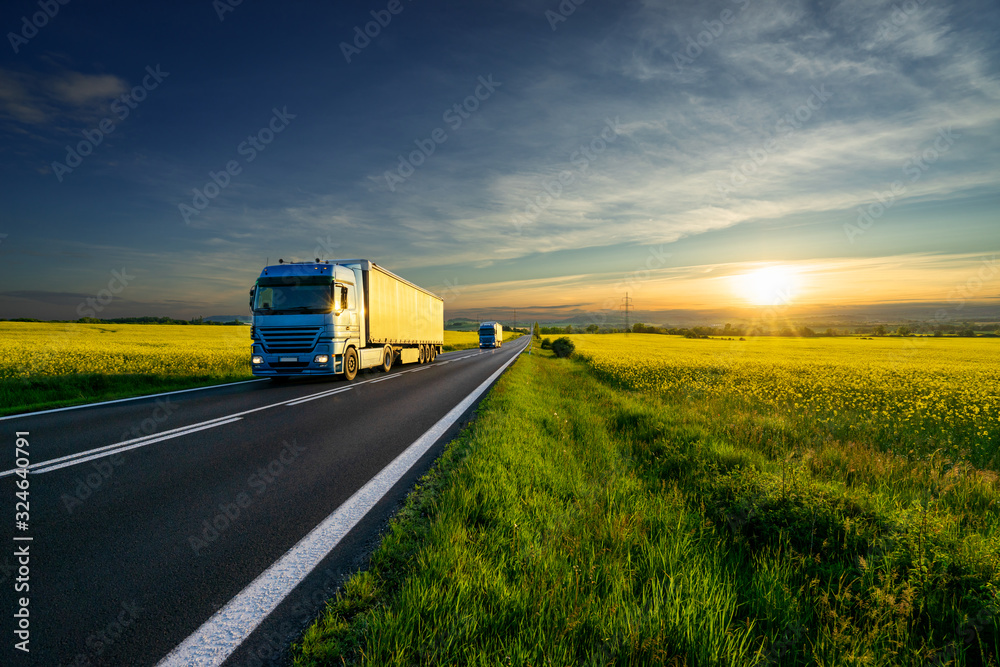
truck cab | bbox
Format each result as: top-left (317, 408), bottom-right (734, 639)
top-left (250, 261), bottom-right (364, 379)
top-left (249, 259), bottom-right (443, 381)
top-left (478, 321), bottom-right (503, 349)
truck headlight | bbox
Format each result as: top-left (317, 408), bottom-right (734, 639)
top-left (252, 356), bottom-right (264, 364)
top-left (313, 355), bottom-right (330, 364)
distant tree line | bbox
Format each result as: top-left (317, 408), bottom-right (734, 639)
top-left (535, 321), bottom-right (1000, 338)
top-left (857, 323), bottom-right (999, 337)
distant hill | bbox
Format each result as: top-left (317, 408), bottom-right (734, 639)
top-left (445, 318), bottom-right (481, 331)
top-left (454, 301), bottom-right (1000, 330)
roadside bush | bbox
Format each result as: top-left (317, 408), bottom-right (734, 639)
top-left (551, 337), bottom-right (575, 358)
top-left (541, 337), bottom-right (552, 350)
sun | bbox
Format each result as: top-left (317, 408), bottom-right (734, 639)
top-left (734, 265), bottom-right (800, 306)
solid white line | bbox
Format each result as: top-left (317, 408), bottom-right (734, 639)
top-left (31, 418), bottom-right (244, 475)
top-left (0, 376), bottom-right (388, 477)
top-left (0, 379), bottom-right (270, 422)
top-left (0, 413), bottom-right (245, 476)
top-left (0, 346), bottom-right (515, 423)
top-left (156, 345), bottom-right (524, 667)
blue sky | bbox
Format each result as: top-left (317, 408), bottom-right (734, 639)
top-left (0, 0), bottom-right (998, 322)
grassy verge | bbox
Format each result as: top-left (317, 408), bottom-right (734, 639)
top-left (293, 349), bottom-right (998, 666)
top-left (0, 322), bottom-right (254, 415)
top-left (0, 373), bottom-right (253, 416)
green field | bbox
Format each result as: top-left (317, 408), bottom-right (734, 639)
top-left (5, 324), bottom-right (996, 662)
top-left (0, 323), bottom-right (513, 415)
top-left (0, 322), bottom-right (254, 415)
top-left (295, 336), bottom-right (998, 666)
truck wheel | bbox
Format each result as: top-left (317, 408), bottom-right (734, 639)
top-left (418, 345), bottom-right (426, 364)
top-left (343, 348), bottom-right (358, 381)
top-left (381, 347), bottom-right (393, 372)
top-left (430, 346), bottom-right (437, 362)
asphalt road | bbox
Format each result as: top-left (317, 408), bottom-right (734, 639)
top-left (0, 337), bottom-right (529, 666)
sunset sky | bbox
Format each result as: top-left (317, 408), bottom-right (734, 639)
top-left (0, 0), bottom-right (997, 323)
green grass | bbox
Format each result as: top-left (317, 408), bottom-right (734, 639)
top-left (0, 323), bottom-right (519, 415)
top-left (0, 373), bottom-right (253, 416)
top-left (293, 349), bottom-right (998, 666)
top-left (0, 322), bottom-right (254, 415)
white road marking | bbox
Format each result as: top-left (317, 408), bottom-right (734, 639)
top-left (155, 344), bottom-right (524, 667)
top-left (0, 379), bottom-right (269, 422)
top-left (0, 375), bottom-right (379, 476)
top-left (31, 418), bottom-right (244, 475)
top-left (0, 342), bottom-right (525, 477)
top-left (0, 344), bottom-right (511, 423)
top-left (0, 413), bottom-right (249, 477)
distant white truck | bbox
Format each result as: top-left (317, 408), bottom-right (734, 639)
top-left (250, 259), bottom-right (443, 380)
top-left (478, 321), bottom-right (503, 349)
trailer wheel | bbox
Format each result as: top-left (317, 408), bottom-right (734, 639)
top-left (381, 346), bottom-right (393, 372)
top-left (418, 345), bottom-right (425, 364)
top-left (343, 348), bottom-right (358, 381)
top-left (430, 346), bottom-right (437, 362)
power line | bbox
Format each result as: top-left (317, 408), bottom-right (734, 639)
top-left (621, 293), bottom-right (633, 334)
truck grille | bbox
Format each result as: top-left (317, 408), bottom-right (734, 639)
top-left (258, 326), bottom-right (322, 353)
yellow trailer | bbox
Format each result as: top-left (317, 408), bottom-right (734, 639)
top-left (250, 258), bottom-right (444, 380)
top-left (366, 263), bottom-right (444, 346)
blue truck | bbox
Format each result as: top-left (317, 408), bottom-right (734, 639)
top-left (249, 259), bottom-right (443, 380)
top-left (478, 321), bottom-right (503, 349)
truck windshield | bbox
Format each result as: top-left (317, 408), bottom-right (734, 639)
top-left (253, 277), bottom-right (333, 314)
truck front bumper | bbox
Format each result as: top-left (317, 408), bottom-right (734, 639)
top-left (250, 344), bottom-right (341, 376)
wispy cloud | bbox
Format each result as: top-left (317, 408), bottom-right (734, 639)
top-left (47, 71), bottom-right (127, 106)
top-left (0, 0), bottom-right (996, 319)
top-left (0, 66), bottom-right (128, 127)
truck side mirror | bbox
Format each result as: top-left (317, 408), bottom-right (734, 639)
top-left (331, 286), bottom-right (347, 313)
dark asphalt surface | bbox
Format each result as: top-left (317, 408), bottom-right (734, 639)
top-left (0, 337), bottom-right (528, 666)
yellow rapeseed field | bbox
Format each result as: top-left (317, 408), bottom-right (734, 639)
top-left (0, 323), bottom-right (515, 379)
top-left (0, 322), bottom-right (252, 379)
top-left (0, 323), bottom-right (516, 413)
top-left (568, 333), bottom-right (1000, 467)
